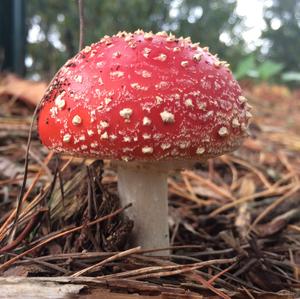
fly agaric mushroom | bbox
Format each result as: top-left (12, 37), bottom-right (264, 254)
top-left (38, 30), bottom-right (252, 251)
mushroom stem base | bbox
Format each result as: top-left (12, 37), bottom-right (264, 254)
top-left (117, 165), bottom-right (169, 253)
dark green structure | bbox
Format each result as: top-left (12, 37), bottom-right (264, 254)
top-left (0, 0), bottom-right (26, 75)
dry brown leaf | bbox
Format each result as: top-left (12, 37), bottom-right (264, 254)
top-left (0, 73), bottom-right (47, 106)
top-left (255, 218), bottom-right (286, 237)
top-left (192, 185), bottom-right (224, 201)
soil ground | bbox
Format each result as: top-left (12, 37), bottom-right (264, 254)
top-left (0, 75), bottom-right (300, 298)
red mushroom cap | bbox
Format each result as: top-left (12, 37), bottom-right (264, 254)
top-left (38, 30), bottom-right (251, 162)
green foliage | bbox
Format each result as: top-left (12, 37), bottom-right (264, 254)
top-left (234, 55), bottom-right (256, 80)
top-left (234, 55), bottom-right (284, 82)
top-left (22, 0), bottom-right (300, 86)
top-left (262, 0), bottom-right (300, 76)
top-left (257, 60), bottom-right (284, 81)
top-left (281, 72), bottom-right (300, 82)
top-left (25, 0), bottom-right (244, 79)
top-left (165, 0), bottom-right (245, 69)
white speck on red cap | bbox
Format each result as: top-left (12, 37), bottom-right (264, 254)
top-left (55, 92), bottom-right (66, 110)
top-left (161, 143), bottom-right (171, 150)
top-left (91, 141), bottom-right (98, 148)
top-left (179, 141), bottom-right (190, 149)
top-left (112, 51), bottom-right (121, 58)
top-left (50, 106), bottom-right (58, 118)
top-left (142, 146), bottom-right (153, 154)
top-left (232, 118), bottom-right (240, 128)
top-left (100, 120), bottom-right (109, 128)
top-left (123, 136), bottom-right (131, 142)
top-left (100, 131), bottom-right (109, 139)
top-left (104, 98), bottom-right (112, 105)
top-left (83, 46), bottom-right (92, 53)
top-left (119, 108), bottom-right (133, 119)
top-left (246, 111), bottom-right (253, 119)
top-left (238, 95), bottom-right (247, 104)
top-left (181, 61), bottom-right (189, 67)
top-left (156, 96), bottom-right (163, 104)
top-left (196, 147), bottom-right (205, 155)
top-left (193, 53), bottom-right (202, 61)
top-left (160, 111), bottom-right (175, 123)
top-left (191, 42), bottom-right (200, 49)
top-left (143, 117), bottom-right (151, 126)
top-left (63, 134), bottom-right (71, 143)
top-left (72, 115), bottom-right (82, 125)
top-left (74, 75), bottom-right (83, 83)
top-left (110, 71), bottom-right (124, 78)
top-left (184, 99), bottom-right (194, 108)
top-left (86, 130), bottom-right (94, 137)
top-left (131, 82), bottom-right (148, 91)
top-left (154, 54), bottom-right (167, 62)
top-left (142, 133), bottom-right (151, 140)
top-left (218, 127), bottom-right (229, 137)
top-left (143, 47), bottom-right (151, 58)
top-left (156, 31), bottom-right (168, 37)
top-left (144, 32), bottom-right (153, 40)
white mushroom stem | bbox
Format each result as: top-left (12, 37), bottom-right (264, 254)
top-left (117, 164), bottom-right (169, 252)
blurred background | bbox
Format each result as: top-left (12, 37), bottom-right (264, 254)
top-left (1, 2), bottom-right (300, 293)
top-left (0, 0), bottom-right (300, 86)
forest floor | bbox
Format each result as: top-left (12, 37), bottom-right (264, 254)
top-left (0, 74), bottom-right (300, 298)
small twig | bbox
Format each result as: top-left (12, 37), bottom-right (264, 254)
top-left (57, 159), bottom-right (65, 210)
top-left (72, 247), bottom-right (141, 277)
top-left (0, 209), bottom-right (46, 254)
top-left (22, 144), bottom-right (52, 180)
top-left (241, 286), bottom-right (256, 299)
top-left (98, 257), bottom-right (237, 280)
top-left (7, 252), bottom-right (70, 275)
top-left (78, 0), bottom-right (85, 51)
top-left (8, 103), bottom-right (42, 242)
top-left (210, 182), bottom-right (295, 216)
top-left (207, 262), bottom-right (237, 284)
top-left (11, 254), bottom-right (70, 275)
top-left (183, 170), bottom-right (235, 201)
top-left (0, 151), bottom-right (53, 242)
top-left (189, 273), bottom-right (231, 299)
top-left (250, 184), bottom-right (300, 229)
top-left (228, 156), bottom-right (272, 189)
